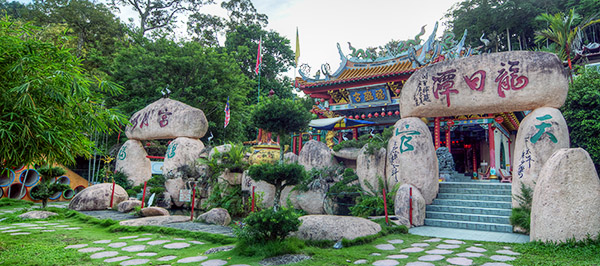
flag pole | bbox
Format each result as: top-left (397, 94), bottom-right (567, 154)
top-left (257, 67), bottom-right (261, 103)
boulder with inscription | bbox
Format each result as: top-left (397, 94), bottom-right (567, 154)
top-left (530, 148), bottom-right (600, 243)
top-left (165, 177), bottom-right (186, 207)
top-left (401, 51), bottom-right (568, 118)
top-left (394, 184), bottom-right (426, 227)
top-left (386, 118), bottom-right (439, 204)
top-left (197, 208), bottom-right (231, 226)
top-left (125, 98), bottom-right (208, 140)
top-left (162, 137), bottom-right (205, 178)
top-left (68, 183), bottom-right (128, 211)
top-left (298, 140), bottom-right (337, 171)
top-left (356, 146), bottom-right (386, 193)
top-left (293, 215), bottom-right (381, 241)
top-left (115, 140), bottom-right (152, 186)
top-left (512, 107), bottom-right (569, 207)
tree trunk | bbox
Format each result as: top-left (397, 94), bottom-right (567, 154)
top-left (273, 184), bottom-right (282, 211)
top-left (507, 28), bottom-right (511, 51)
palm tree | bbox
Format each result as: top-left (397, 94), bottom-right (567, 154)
top-left (535, 9), bottom-right (600, 77)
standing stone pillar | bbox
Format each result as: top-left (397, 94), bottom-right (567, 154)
top-left (387, 117), bottom-right (439, 204)
top-left (115, 140), bottom-right (152, 186)
top-left (511, 107), bottom-right (569, 207)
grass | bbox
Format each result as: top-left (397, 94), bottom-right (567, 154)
top-left (1, 199), bottom-right (600, 265)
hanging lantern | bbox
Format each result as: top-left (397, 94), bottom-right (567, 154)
top-left (374, 112), bottom-right (379, 117)
top-left (395, 111), bottom-right (400, 116)
top-left (381, 112), bottom-right (385, 117)
top-left (320, 98), bottom-right (326, 102)
top-left (361, 114), bottom-right (366, 119)
top-left (388, 111), bottom-right (393, 116)
top-left (495, 116), bottom-right (504, 123)
top-left (395, 89), bottom-right (401, 94)
top-left (354, 115), bottom-right (359, 119)
top-left (367, 113), bottom-right (372, 118)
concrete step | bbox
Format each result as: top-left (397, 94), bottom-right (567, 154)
top-left (436, 193), bottom-right (512, 202)
top-left (426, 211), bottom-right (510, 224)
top-left (439, 187), bottom-right (512, 196)
top-left (424, 218), bottom-right (513, 233)
top-left (432, 199), bottom-right (511, 209)
top-left (426, 205), bottom-right (512, 217)
top-left (439, 182), bottom-right (511, 190)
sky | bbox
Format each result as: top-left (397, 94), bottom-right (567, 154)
top-left (113, 0), bottom-right (463, 80)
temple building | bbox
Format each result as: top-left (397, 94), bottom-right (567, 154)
top-left (295, 23), bottom-right (523, 181)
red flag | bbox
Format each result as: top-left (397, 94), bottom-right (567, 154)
top-left (224, 97), bottom-right (230, 128)
top-left (255, 37), bottom-right (262, 75)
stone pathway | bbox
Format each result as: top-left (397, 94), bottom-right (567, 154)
top-left (365, 238), bottom-right (520, 266)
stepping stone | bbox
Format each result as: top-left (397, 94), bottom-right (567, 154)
top-left (133, 238), bottom-right (152, 242)
top-left (109, 242), bottom-right (128, 248)
top-left (136, 252), bottom-right (157, 257)
top-left (400, 247), bottom-right (424, 253)
top-left (54, 225), bottom-right (69, 228)
top-left (11, 232), bottom-right (31, 235)
top-left (45, 223), bottom-right (59, 226)
top-left (370, 253), bottom-right (381, 256)
top-left (122, 245), bottom-right (146, 252)
top-left (148, 240), bottom-right (171, 245)
top-left (119, 236), bottom-right (139, 240)
top-left (386, 255), bottom-right (408, 259)
top-left (104, 256), bottom-right (131, 263)
top-left (142, 233), bottom-right (153, 236)
top-left (189, 240), bottom-right (204, 244)
top-left (0, 227), bottom-right (15, 230)
top-left (201, 259), bottom-right (227, 266)
top-left (375, 244), bottom-right (395, 250)
top-left (406, 262), bottom-right (434, 266)
top-left (91, 251), bottom-right (119, 259)
top-left (490, 255), bottom-right (516, 262)
top-left (35, 221), bottom-right (48, 223)
top-left (418, 255), bottom-right (445, 261)
top-left (173, 238), bottom-right (186, 240)
top-left (424, 238), bottom-right (442, 242)
top-left (387, 239), bottom-right (404, 244)
top-left (411, 243), bottom-right (430, 247)
top-left (354, 259), bottom-right (368, 264)
top-left (120, 259), bottom-right (150, 265)
top-left (64, 227), bottom-right (81, 230)
top-left (177, 256), bottom-right (207, 263)
top-left (503, 246), bottom-right (511, 249)
top-left (372, 259), bottom-right (399, 266)
top-left (78, 247), bottom-right (105, 253)
top-left (496, 249), bottom-right (520, 255)
top-left (474, 244), bottom-right (483, 246)
top-left (444, 240), bottom-right (465, 244)
top-left (27, 227), bottom-right (46, 229)
top-left (2, 229), bottom-right (21, 233)
top-left (41, 230), bottom-right (55, 232)
top-left (466, 247), bottom-right (487, 252)
top-left (163, 242), bottom-right (190, 249)
top-left (437, 244), bottom-right (461, 249)
top-left (457, 252), bottom-right (484, 258)
top-left (447, 257), bottom-right (473, 265)
top-left (230, 265), bottom-right (251, 266)
top-left (65, 244), bottom-right (88, 249)
top-left (94, 240), bottom-right (111, 244)
top-left (482, 263), bottom-right (512, 266)
top-left (426, 249), bottom-right (453, 255)
top-left (157, 255), bottom-right (177, 261)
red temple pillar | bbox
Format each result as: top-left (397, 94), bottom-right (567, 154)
top-left (298, 134), bottom-right (303, 153)
top-left (434, 117), bottom-right (441, 150)
top-left (292, 135), bottom-right (297, 154)
top-left (488, 123), bottom-right (496, 179)
top-left (445, 120), bottom-right (454, 153)
top-left (508, 139), bottom-right (512, 172)
top-left (472, 147), bottom-right (478, 179)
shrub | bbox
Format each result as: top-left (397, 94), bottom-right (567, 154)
top-left (510, 182), bottom-right (533, 234)
top-left (326, 168), bottom-right (361, 215)
top-left (248, 162), bottom-right (306, 209)
top-left (33, 165), bottom-right (69, 208)
top-left (113, 171), bottom-right (131, 190)
top-left (349, 176), bottom-right (396, 218)
top-left (235, 208), bottom-right (302, 243)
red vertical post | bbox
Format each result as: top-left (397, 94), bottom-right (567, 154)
top-left (141, 181), bottom-right (147, 209)
top-left (316, 134), bottom-right (321, 142)
top-left (190, 184), bottom-right (196, 221)
top-left (353, 128), bottom-right (358, 140)
top-left (473, 147), bottom-right (478, 179)
top-left (298, 134), bottom-right (303, 153)
top-left (110, 180), bottom-right (116, 208)
top-left (445, 128), bottom-right (452, 152)
top-left (251, 186), bottom-right (256, 212)
top-left (488, 123), bottom-right (496, 178)
top-left (434, 117), bottom-right (441, 150)
top-left (382, 187), bottom-right (389, 225)
top-left (292, 135), bottom-right (297, 154)
top-left (409, 187), bottom-right (413, 226)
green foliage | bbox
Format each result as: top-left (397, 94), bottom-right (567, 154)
top-left (113, 171), bottom-right (131, 190)
top-left (349, 176), bottom-right (396, 218)
top-left (510, 182), bottom-right (533, 234)
top-left (332, 127), bottom-right (392, 155)
top-left (207, 143), bottom-right (249, 173)
top-left (32, 165), bottom-right (69, 208)
top-left (0, 16), bottom-right (127, 169)
top-left (562, 69), bottom-right (600, 172)
top-left (326, 168), bottom-right (361, 215)
top-left (233, 237), bottom-right (305, 258)
top-left (250, 95), bottom-right (312, 141)
top-left (0, 198), bottom-right (34, 208)
top-left (295, 164), bottom-right (344, 192)
top-left (248, 162), bottom-right (306, 208)
top-left (201, 183), bottom-right (249, 217)
top-left (235, 208), bottom-right (302, 243)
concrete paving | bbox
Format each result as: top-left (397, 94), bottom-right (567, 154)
top-left (409, 226), bottom-right (529, 243)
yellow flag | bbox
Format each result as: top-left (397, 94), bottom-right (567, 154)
top-left (295, 27), bottom-right (300, 67)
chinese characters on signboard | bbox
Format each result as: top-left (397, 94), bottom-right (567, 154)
top-left (348, 86), bottom-right (390, 106)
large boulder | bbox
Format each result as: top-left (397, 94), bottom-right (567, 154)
top-left (356, 146), bottom-right (386, 193)
top-left (530, 148), bottom-right (600, 243)
top-left (208, 144), bottom-right (232, 160)
top-left (283, 152), bottom-right (299, 164)
top-left (115, 140), bottom-right (152, 186)
top-left (220, 168), bottom-right (243, 185)
top-left (125, 98), bottom-right (208, 140)
top-left (400, 51), bottom-right (568, 118)
top-left (140, 206), bottom-right (170, 217)
top-left (156, 192), bottom-right (172, 209)
top-left (333, 147), bottom-right (361, 160)
top-left (279, 185), bottom-right (300, 209)
top-left (18, 211), bottom-right (57, 219)
top-left (162, 137), bottom-right (205, 179)
top-left (165, 177), bottom-right (186, 207)
top-left (387, 118), bottom-right (439, 204)
top-left (68, 183), bottom-right (128, 211)
top-left (117, 199), bottom-right (142, 213)
top-left (197, 208), bottom-right (231, 226)
top-left (512, 107), bottom-right (569, 207)
top-left (298, 140), bottom-right (337, 171)
top-left (294, 215), bottom-right (382, 241)
top-left (296, 188), bottom-right (327, 215)
top-left (394, 184), bottom-right (426, 227)
top-left (119, 215), bottom-right (189, 226)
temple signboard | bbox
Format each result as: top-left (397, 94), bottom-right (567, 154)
top-left (348, 85), bottom-right (391, 107)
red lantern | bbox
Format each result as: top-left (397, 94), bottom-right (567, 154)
top-left (495, 116), bottom-right (504, 123)
top-left (361, 114), bottom-right (366, 119)
top-left (320, 98), bottom-right (326, 102)
top-left (381, 112), bottom-right (385, 117)
top-left (395, 89), bottom-right (401, 94)
top-left (388, 111), bottom-right (393, 116)
top-left (367, 113), bottom-right (372, 118)
top-left (354, 115), bottom-right (359, 119)
top-left (374, 112), bottom-right (379, 117)
top-left (447, 120), bottom-right (455, 127)
top-left (395, 111), bottom-right (400, 116)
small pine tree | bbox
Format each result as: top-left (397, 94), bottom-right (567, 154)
top-left (32, 166), bottom-right (69, 208)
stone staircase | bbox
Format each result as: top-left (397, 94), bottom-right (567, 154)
top-left (425, 181), bottom-right (513, 233)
